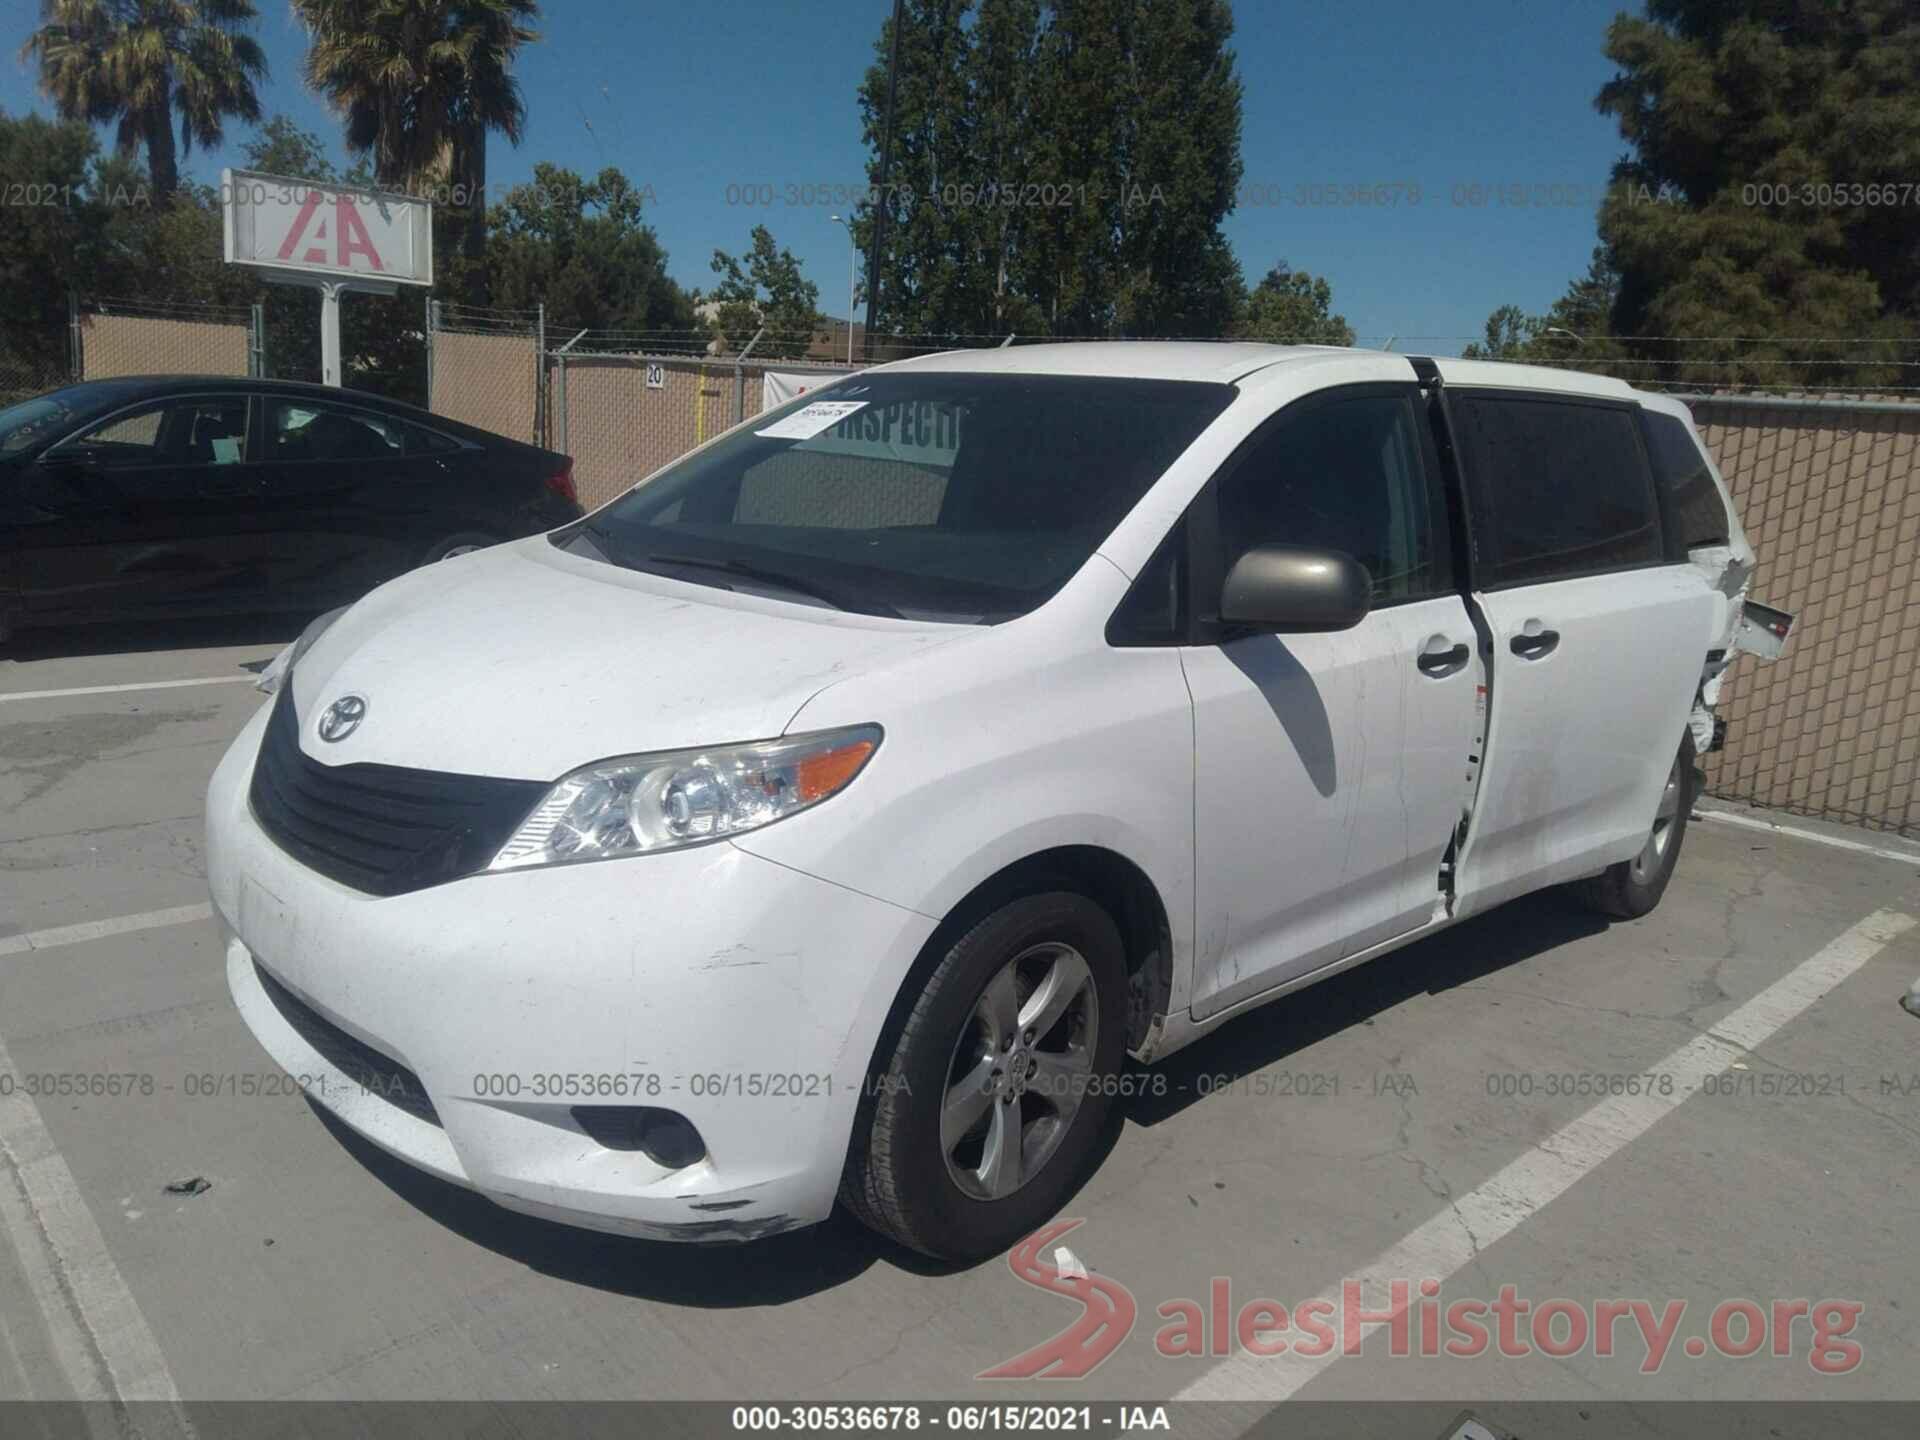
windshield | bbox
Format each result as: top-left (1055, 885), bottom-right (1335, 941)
top-left (0, 381), bottom-right (147, 457)
top-left (561, 372), bottom-right (1234, 622)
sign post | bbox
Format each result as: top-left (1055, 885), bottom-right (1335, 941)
top-left (222, 168), bottom-right (433, 387)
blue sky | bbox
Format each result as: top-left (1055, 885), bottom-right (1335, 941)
top-left (1, 0), bottom-right (1635, 346)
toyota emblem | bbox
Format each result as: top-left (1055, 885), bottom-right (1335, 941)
top-left (317, 694), bottom-right (369, 743)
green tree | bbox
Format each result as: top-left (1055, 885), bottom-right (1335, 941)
top-left (20, 0), bottom-right (267, 204)
top-left (1235, 261), bottom-right (1354, 346)
top-left (489, 163), bottom-right (694, 334)
top-left (1464, 251), bottom-right (1633, 375)
top-left (1109, 0), bottom-right (1243, 335)
top-left (292, 0), bottom-right (540, 289)
top-left (854, 0), bottom-right (978, 342)
top-left (1020, 0), bottom-right (1129, 334)
top-left (708, 226), bottom-right (822, 360)
top-left (1593, 0), bottom-right (1919, 387)
top-left (853, 0), bottom-right (1246, 342)
top-left (0, 110), bottom-right (101, 388)
top-left (1461, 303), bottom-right (1539, 361)
top-left (961, 0), bottom-right (1046, 336)
top-left (243, 112), bottom-right (339, 181)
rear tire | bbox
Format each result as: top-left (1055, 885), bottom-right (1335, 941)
top-left (841, 891), bottom-right (1128, 1263)
top-left (422, 532), bottom-right (501, 564)
top-left (1572, 730), bottom-right (1695, 919)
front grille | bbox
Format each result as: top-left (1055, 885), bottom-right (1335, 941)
top-left (249, 682), bottom-right (548, 897)
top-left (255, 961), bottom-right (441, 1126)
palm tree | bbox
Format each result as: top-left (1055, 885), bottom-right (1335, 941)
top-left (21, 0), bottom-right (268, 203)
top-left (292, 0), bottom-right (539, 275)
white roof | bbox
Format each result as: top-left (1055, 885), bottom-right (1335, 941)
top-left (1428, 355), bottom-right (1637, 399)
top-left (876, 342), bottom-right (1644, 401)
top-left (875, 341), bottom-right (1348, 384)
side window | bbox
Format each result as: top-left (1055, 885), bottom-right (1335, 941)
top-left (59, 398), bottom-right (247, 468)
top-left (1642, 410), bottom-right (1730, 549)
top-left (269, 400), bottom-right (404, 463)
top-left (1108, 520), bottom-right (1188, 644)
top-left (1216, 391), bottom-right (1446, 605)
top-left (401, 421), bottom-right (462, 456)
top-left (1452, 395), bottom-right (1660, 586)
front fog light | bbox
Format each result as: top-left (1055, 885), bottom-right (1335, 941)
top-left (572, 1106), bottom-right (707, 1169)
top-left (488, 724), bottom-right (881, 872)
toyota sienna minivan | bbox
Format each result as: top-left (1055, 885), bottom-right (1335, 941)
top-left (208, 343), bottom-right (1771, 1261)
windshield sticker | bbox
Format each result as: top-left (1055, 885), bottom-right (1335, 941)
top-left (754, 399), bottom-right (869, 441)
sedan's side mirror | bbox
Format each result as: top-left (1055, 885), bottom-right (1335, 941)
top-left (1219, 544), bottom-right (1372, 633)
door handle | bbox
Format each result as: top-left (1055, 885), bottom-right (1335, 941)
top-left (1416, 641), bottom-right (1470, 677)
top-left (1509, 628), bottom-right (1560, 660)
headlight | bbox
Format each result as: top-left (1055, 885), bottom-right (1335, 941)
top-left (256, 605), bottom-right (349, 694)
top-left (487, 725), bottom-right (882, 872)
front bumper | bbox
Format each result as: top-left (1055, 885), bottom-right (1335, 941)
top-left (207, 702), bottom-right (938, 1240)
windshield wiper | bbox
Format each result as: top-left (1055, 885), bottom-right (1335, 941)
top-left (641, 552), bottom-right (902, 619)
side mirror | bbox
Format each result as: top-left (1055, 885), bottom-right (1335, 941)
top-left (1219, 544), bottom-right (1372, 633)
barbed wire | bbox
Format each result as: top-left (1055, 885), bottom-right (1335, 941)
top-left (86, 295), bottom-right (255, 322)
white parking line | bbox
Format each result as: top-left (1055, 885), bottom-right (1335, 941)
top-left (1697, 808), bottom-right (1920, 867)
top-left (1175, 907), bottom-right (1917, 1401)
top-left (0, 676), bottom-right (258, 704)
top-left (0, 903), bottom-right (213, 958)
top-left (0, 1030), bottom-right (183, 1405)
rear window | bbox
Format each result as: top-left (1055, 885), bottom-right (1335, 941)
top-left (1452, 394), bottom-right (1661, 587)
top-left (1642, 410), bottom-right (1731, 549)
top-left (569, 373), bottom-right (1234, 622)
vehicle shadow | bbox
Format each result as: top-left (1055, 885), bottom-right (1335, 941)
top-left (1121, 890), bottom-right (1609, 1127)
top-left (1, 613), bottom-right (309, 663)
top-left (310, 891), bottom-right (1601, 1305)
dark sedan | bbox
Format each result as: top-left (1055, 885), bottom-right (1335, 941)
top-left (0, 376), bottom-right (583, 643)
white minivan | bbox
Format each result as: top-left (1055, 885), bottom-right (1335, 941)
top-left (207, 343), bottom-right (1767, 1262)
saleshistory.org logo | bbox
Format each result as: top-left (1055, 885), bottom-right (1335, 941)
top-left (317, 694), bottom-right (369, 743)
top-left (978, 1220), bottom-right (1865, 1379)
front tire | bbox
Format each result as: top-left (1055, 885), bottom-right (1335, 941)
top-left (1572, 730), bottom-right (1695, 919)
top-left (842, 891), bottom-right (1128, 1263)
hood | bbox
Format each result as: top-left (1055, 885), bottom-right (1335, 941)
top-left (289, 537), bottom-right (973, 778)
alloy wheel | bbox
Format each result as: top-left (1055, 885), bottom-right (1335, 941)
top-left (1630, 751), bottom-right (1684, 884)
top-left (940, 941), bottom-right (1099, 1201)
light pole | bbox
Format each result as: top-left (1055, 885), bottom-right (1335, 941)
top-left (830, 214), bottom-right (856, 365)
top-left (1543, 326), bottom-right (1585, 346)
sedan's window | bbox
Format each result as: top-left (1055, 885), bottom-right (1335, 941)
top-left (572, 374), bottom-right (1234, 622)
top-left (1453, 395), bottom-right (1661, 586)
top-left (270, 401), bottom-right (394, 461)
top-left (1216, 392), bottom-right (1445, 604)
top-left (268, 400), bottom-right (453, 461)
top-left (79, 408), bottom-right (164, 456)
top-left (58, 398), bottom-right (247, 467)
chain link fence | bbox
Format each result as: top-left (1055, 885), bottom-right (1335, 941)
top-left (0, 294), bottom-right (76, 405)
top-left (1674, 392), bottom-right (1920, 836)
top-left (550, 333), bottom-right (856, 509)
top-left (426, 301), bottom-right (546, 445)
top-left (77, 297), bottom-right (261, 382)
top-left (0, 350), bottom-right (71, 407)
